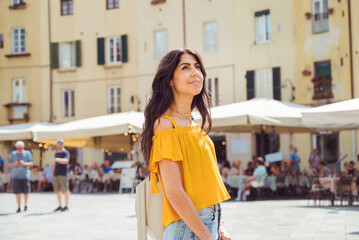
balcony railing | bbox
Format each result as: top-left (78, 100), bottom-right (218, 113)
top-left (3, 102), bottom-right (31, 124)
top-left (312, 12), bottom-right (329, 33)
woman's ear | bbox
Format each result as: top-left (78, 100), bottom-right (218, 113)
top-left (170, 79), bottom-right (174, 87)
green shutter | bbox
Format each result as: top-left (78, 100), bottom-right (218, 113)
top-left (273, 67), bottom-right (281, 101)
top-left (97, 38), bottom-right (105, 65)
top-left (75, 40), bottom-right (82, 67)
top-left (50, 42), bottom-right (59, 69)
top-left (255, 9), bottom-right (270, 17)
top-left (121, 34), bottom-right (128, 63)
top-left (315, 61), bottom-right (331, 77)
top-left (246, 71), bottom-right (255, 100)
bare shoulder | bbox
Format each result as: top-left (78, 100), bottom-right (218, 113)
top-left (153, 116), bottom-right (174, 135)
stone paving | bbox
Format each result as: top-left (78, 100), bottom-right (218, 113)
top-left (0, 192), bottom-right (358, 240)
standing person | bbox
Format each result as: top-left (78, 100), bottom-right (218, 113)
top-left (309, 148), bottom-right (321, 171)
top-left (8, 141), bottom-right (33, 213)
top-left (52, 139), bottom-right (70, 212)
top-left (141, 49), bottom-right (231, 240)
top-left (289, 147), bottom-right (301, 173)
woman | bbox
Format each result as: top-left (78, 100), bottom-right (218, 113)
top-left (141, 49), bottom-right (231, 240)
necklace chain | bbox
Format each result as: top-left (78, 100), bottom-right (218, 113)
top-left (170, 107), bottom-right (193, 123)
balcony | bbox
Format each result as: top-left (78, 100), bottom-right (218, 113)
top-left (3, 102), bottom-right (31, 124)
top-left (312, 12), bottom-right (329, 33)
top-left (311, 76), bottom-right (333, 100)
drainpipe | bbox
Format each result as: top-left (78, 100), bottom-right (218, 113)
top-left (348, 0), bottom-right (357, 166)
top-left (48, 0), bottom-right (53, 123)
top-left (182, 0), bottom-right (186, 48)
top-left (348, 0), bottom-right (354, 99)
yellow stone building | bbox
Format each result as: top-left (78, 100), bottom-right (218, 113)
top-left (0, 0), bottom-right (357, 173)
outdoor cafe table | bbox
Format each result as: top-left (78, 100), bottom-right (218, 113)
top-left (265, 176), bottom-right (277, 192)
top-left (227, 175), bottom-right (251, 194)
top-left (102, 172), bottom-right (121, 182)
top-left (319, 176), bottom-right (340, 195)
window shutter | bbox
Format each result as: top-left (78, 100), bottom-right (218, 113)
top-left (50, 42), bottom-right (59, 69)
top-left (246, 71), bottom-right (255, 100)
top-left (121, 34), bottom-right (128, 63)
top-left (75, 40), bottom-right (82, 67)
top-left (272, 67), bottom-right (281, 100)
top-left (97, 38), bottom-right (105, 65)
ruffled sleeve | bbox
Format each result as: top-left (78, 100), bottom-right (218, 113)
top-left (149, 130), bottom-right (183, 193)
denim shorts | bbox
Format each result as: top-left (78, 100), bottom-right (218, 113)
top-left (163, 204), bottom-right (221, 240)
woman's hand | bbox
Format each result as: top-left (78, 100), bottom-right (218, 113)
top-left (219, 218), bottom-right (231, 240)
top-left (219, 225), bottom-right (231, 240)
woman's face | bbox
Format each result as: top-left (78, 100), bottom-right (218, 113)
top-left (170, 54), bottom-right (204, 97)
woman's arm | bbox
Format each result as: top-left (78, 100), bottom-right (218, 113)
top-left (159, 159), bottom-right (214, 240)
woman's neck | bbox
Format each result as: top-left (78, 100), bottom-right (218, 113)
top-left (170, 94), bottom-right (193, 114)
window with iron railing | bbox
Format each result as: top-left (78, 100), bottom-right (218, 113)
top-left (312, 61), bottom-right (333, 100)
top-left (312, 0), bottom-right (329, 33)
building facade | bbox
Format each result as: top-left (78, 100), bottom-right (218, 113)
top-left (0, 0), bottom-right (357, 173)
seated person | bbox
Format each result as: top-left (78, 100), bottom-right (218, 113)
top-left (319, 161), bottom-right (331, 177)
top-left (240, 157), bottom-right (268, 201)
top-left (220, 160), bottom-right (231, 183)
top-left (244, 162), bottom-right (255, 176)
top-left (103, 160), bottom-right (113, 192)
top-left (30, 166), bottom-right (41, 192)
top-left (347, 161), bottom-right (358, 176)
top-left (229, 160), bottom-right (242, 176)
top-left (342, 162), bottom-right (350, 176)
top-left (270, 163), bottom-right (281, 176)
top-left (38, 165), bottom-right (52, 191)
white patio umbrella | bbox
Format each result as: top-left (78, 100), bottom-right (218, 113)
top-left (0, 121), bottom-right (54, 141)
top-left (194, 98), bottom-right (313, 133)
top-left (302, 98), bottom-right (359, 130)
top-left (33, 111), bottom-right (144, 141)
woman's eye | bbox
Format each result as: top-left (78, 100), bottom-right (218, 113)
top-left (182, 66), bottom-right (188, 70)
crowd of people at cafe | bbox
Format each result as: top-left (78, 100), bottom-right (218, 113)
top-left (219, 147), bottom-right (359, 201)
top-left (0, 159), bottom-right (129, 194)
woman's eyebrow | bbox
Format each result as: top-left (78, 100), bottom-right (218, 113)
top-left (178, 62), bottom-right (200, 68)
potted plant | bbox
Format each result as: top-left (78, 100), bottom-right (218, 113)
top-left (302, 70), bottom-right (311, 76)
top-left (305, 12), bottom-right (312, 20)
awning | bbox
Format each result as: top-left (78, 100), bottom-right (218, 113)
top-left (302, 98), bottom-right (359, 130)
top-left (195, 98), bottom-right (314, 133)
top-left (0, 122), bottom-right (54, 141)
top-left (33, 111), bottom-right (144, 141)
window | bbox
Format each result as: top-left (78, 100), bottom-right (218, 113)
top-left (107, 0), bottom-right (119, 9)
top-left (59, 42), bottom-right (76, 69)
top-left (12, 78), bottom-right (27, 103)
top-left (106, 37), bottom-right (122, 64)
top-left (255, 10), bottom-right (271, 44)
top-left (11, 0), bottom-right (25, 6)
top-left (312, 0), bottom-right (329, 33)
top-left (0, 34), bottom-right (3, 49)
top-left (107, 86), bottom-right (121, 113)
top-left (207, 77), bottom-right (219, 106)
top-left (204, 21), bottom-right (218, 52)
top-left (312, 61), bottom-right (333, 99)
top-left (255, 69), bottom-right (273, 98)
top-left (12, 28), bottom-right (26, 54)
top-left (62, 90), bottom-right (75, 117)
top-left (246, 67), bottom-right (281, 100)
top-left (61, 0), bottom-right (73, 16)
top-left (154, 30), bottom-right (167, 60)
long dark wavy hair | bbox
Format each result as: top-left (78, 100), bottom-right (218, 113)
top-left (141, 48), bottom-right (212, 167)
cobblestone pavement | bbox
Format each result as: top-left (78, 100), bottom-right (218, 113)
top-left (0, 193), bottom-right (358, 240)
